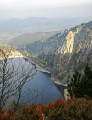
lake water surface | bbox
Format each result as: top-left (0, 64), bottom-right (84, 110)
top-left (20, 70), bottom-right (64, 104)
top-left (9, 58), bottom-right (64, 104)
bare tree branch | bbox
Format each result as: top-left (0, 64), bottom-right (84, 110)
top-left (0, 45), bottom-right (37, 111)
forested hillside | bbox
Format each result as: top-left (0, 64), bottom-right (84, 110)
top-left (0, 32), bottom-right (16, 43)
top-left (10, 32), bottom-right (56, 49)
top-left (22, 21), bottom-right (92, 84)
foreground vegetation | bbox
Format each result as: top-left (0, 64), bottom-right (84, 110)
top-left (0, 98), bottom-right (92, 120)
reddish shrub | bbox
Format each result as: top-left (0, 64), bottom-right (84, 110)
top-left (1, 98), bottom-right (92, 120)
top-left (0, 113), bottom-right (9, 120)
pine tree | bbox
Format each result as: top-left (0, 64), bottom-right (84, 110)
top-left (68, 64), bottom-right (92, 98)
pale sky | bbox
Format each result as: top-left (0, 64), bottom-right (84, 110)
top-left (0, 0), bottom-right (92, 19)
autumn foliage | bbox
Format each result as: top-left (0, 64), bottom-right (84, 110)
top-left (0, 98), bottom-right (92, 120)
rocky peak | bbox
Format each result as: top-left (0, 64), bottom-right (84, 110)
top-left (58, 31), bottom-right (75, 54)
top-left (66, 31), bottom-right (75, 53)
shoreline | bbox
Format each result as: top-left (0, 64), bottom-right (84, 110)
top-left (51, 76), bottom-right (68, 100)
top-left (0, 55), bottom-right (24, 60)
top-left (36, 65), bottom-right (50, 74)
top-left (27, 56), bottom-right (50, 74)
top-left (51, 76), bottom-right (67, 87)
top-left (35, 61), bottom-right (67, 87)
top-left (0, 51), bottom-right (24, 60)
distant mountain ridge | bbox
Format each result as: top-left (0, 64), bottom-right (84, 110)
top-left (0, 17), bottom-right (92, 33)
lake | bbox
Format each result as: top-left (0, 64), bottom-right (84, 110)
top-left (7, 58), bottom-right (64, 105)
top-left (20, 70), bottom-right (64, 104)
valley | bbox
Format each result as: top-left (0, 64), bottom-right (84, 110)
top-left (0, 1), bottom-right (92, 119)
top-left (0, 21), bottom-right (92, 85)
top-left (7, 21), bottom-right (92, 85)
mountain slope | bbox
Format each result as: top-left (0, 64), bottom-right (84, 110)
top-left (10, 32), bottom-right (56, 49)
top-left (0, 32), bottom-right (16, 43)
top-left (23, 21), bottom-right (92, 84)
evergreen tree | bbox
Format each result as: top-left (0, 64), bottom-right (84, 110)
top-left (68, 64), bottom-right (92, 98)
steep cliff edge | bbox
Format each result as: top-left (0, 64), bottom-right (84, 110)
top-left (56, 21), bottom-right (92, 84)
